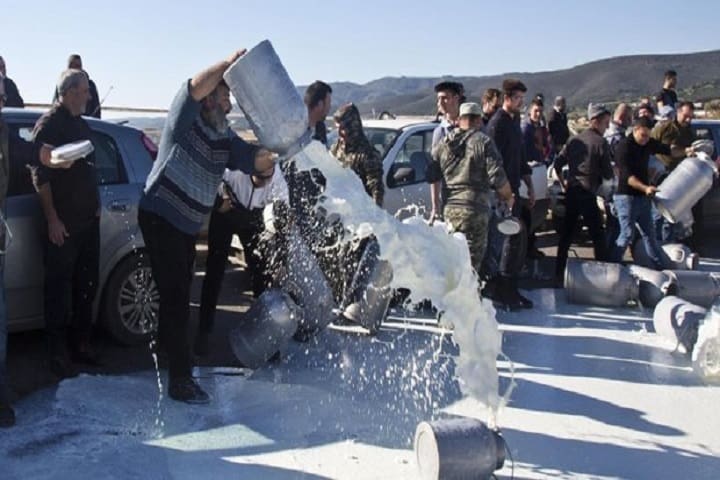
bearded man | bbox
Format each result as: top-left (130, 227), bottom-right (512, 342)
top-left (138, 50), bottom-right (274, 404)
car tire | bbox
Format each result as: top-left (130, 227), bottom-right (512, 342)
top-left (102, 251), bottom-right (159, 346)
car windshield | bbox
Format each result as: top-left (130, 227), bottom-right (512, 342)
top-left (327, 127), bottom-right (401, 158)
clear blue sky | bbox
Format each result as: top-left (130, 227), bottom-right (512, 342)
top-left (3, 0), bottom-right (719, 109)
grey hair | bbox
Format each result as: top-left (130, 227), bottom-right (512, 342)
top-left (57, 69), bottom-right (88, 97)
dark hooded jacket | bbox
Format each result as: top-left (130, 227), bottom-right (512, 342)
top-left (330, 104), bottom-right (384, 206)
top-left (428, 127), bottom-right (508, 209)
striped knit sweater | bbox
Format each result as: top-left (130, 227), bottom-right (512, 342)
top-left (140, 81), bottom-right (258, 234)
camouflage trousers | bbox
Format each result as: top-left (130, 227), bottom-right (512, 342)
top-left (444, 205), bottom-right (490, 278)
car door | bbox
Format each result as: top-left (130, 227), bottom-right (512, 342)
top-left (383, 128), bottom-right (434, 219)
top-left (90, 128), bottom-right (142, 278)
top-left (4, 124), bottom-right (44, 331)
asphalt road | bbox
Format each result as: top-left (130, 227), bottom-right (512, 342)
top-left (5, 229), bottom-right (717, 404)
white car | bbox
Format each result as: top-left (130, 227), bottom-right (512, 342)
top-left (330, 118), bottom-right (551, 224)
top-left (328, 118), bottom-right (436, 218)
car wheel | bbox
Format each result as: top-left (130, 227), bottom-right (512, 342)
top-left (102, 251), bottom-right (159, 345)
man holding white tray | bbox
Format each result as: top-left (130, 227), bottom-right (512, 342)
top-left (32, 69), bottom-right (101, 380)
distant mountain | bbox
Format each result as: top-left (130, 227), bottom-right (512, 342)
top-left (300, 50), bottom-right (720, 116)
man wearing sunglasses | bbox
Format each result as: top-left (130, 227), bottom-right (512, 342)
top-left (195, 163), bottom-right (288, 357)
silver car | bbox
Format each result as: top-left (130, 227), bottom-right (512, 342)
top-left (330, 118), bottom-right (549, 223)
top-left (329, 118), bottom-right (437, 218)
top-left (3, 108), bottom-right (158, 345)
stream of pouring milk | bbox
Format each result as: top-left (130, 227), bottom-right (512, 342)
top-left (289, 141), bottom-right (506, 416)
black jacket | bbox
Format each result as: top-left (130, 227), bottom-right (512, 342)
top-left (3, 77), bottom-right (24, 108)
top-left (486, 108), bottom-right (531, 194)
top-left (547, 108), bottom-right (570, 148)
top-left (554, 128), bottom-right (613, 193)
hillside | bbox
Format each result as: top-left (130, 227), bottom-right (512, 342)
top-left (300, 50), bottom-right (720, 116)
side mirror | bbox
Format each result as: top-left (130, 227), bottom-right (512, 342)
top-left (388, 164), bottom-right (416, 187)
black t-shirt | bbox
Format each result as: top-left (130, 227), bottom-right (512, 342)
top-left (614, 135), bottom-right (670, 196)
top-left (655, 88), bottom-right (678, 108)
top-left (32, 104), bottom-right (100, 232)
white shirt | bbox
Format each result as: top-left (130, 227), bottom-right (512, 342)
top-left (220, 167), bottom-right (289, 210)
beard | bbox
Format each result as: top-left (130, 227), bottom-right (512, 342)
top-left (201, 104), bottom-right (229, 133)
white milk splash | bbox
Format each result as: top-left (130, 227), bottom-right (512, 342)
top-left (290, 141), bottom-right (504, 413)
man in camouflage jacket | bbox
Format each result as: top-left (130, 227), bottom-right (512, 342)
top-left (330, 103), bottom-right (384, 206)
top-left (429, 102), bottom-right (513, 277)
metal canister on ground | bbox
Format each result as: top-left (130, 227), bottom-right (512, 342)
top-left (653, 296), bottom-right (706, 355)
top-left (662, 270), bottom-right (720, 308)
top-left (414, 418), bottom-right (505, 480)
top-left (627, 265), bottom-right (676, 308)
top-left (565, 260), bottom-right (638, 307)
top-left (229, 289), bottom-right (300, 369)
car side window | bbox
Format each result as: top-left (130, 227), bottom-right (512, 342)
top-left (6, 125), bottom-right (36, 197)
top-left (388, 131), bottom-right (432, 188)
top-left (90, 131), bottom-right (127, 185)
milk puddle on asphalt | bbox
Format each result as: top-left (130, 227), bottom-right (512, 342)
top-left (0, 137), bottom-right (508, 479)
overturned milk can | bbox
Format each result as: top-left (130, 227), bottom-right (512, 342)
top-left (627, 265), bottom-right (676, 309)
top-left (632, 242), bottom-right (699, 271)
top-left (565, 260), bottom-right (638, 307)
top-left (662, 270), bottom-right (720, 309)
top-left (653, 296), bottom-right (706, 355)
top-left (282, 226), bottom-right (337, 339)
top-left (229, 289), bottom-right (300, 369)
top-left (341, 236), bottom-right (394, 334)
top-left (414, 418), bottom-right (505, 480)
top-left (653, 153), bottom-right (718, 224)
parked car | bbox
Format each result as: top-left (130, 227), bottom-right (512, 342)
top-left (329, 118), bottom-right (550, 224)
top-left (3, 108), bottom-right (158, 345)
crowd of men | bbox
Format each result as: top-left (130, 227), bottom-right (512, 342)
top-left (0, 50), bottom-right (708, 429)
top-left (427, 69), bottom-right (705, 312)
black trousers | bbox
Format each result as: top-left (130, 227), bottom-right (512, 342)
top-left (555, 186), bottom-right (605, 278)
top-left (138, 209), bottom-right (196, 380)
top-left (499, 199), bottom-right (528, 277)
top-left (199, 205), bottom-right (268, 335)
top-left (44, 218), bottom-right (99, 354)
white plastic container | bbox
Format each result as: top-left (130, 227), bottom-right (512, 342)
top-left (50, 140), bottom-right (94, 164)
top-left (519, 162), bottom-right (548, 200)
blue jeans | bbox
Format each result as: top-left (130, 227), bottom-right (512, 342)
top-left (610, 194), bottom-right (663, 268)
top-left (652, 203), bottom-right (683, 244)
